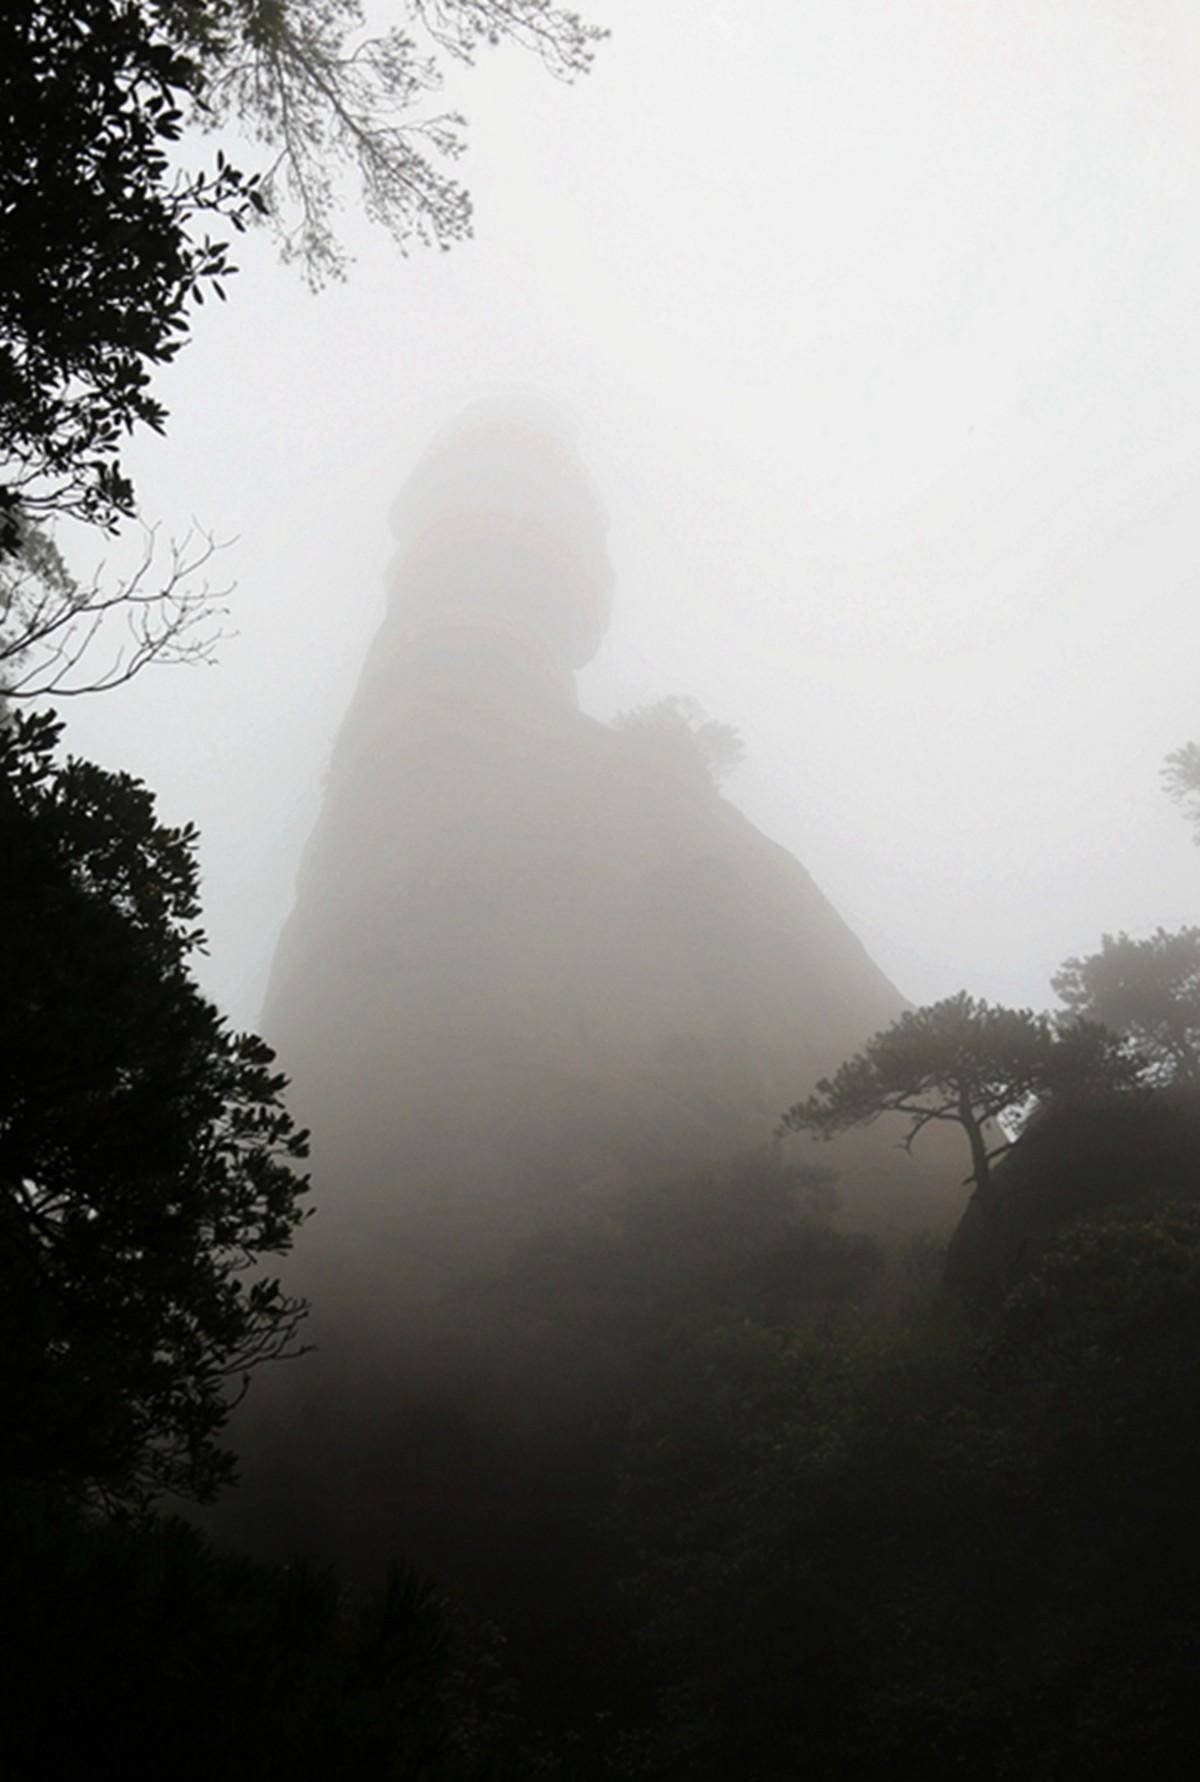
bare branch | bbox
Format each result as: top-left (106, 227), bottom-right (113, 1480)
top-left (1, 517), bottom-right (232, 700)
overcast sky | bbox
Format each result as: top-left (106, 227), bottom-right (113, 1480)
top-left (57, 0), bottom-right (1200, 1034)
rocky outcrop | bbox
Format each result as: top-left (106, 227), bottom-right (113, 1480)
top-left (944, 1087), bottom-right (1200, 1298)
top-left (228, 399), bottom-right (961, 1584)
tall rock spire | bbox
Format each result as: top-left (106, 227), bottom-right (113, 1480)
top-left (385, 393), bottom-right (614, 677)
top-left (236, 398), bottom-right (956, 1583)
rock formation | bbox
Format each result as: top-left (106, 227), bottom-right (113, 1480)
top-left (232, 398), bottom-right (959, 1588)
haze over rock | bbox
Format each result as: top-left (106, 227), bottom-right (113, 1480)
top-left (236, 398), bottom-right (959, 1581)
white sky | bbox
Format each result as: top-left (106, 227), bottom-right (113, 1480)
top-left (57, 0), bottom-right (1200, 1032)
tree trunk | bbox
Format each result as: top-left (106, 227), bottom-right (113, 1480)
top-left (941, 1100), bottom-right (1003, 1295)
top-left (959, 1094), bottom-right (995, 1213)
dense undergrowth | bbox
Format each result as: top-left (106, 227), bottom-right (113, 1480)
top-left (7, 1093), bottom-right (1200, 1779)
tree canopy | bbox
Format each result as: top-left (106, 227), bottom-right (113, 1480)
top-left (0, 709), bottom-right (309, 1511)
top-left (0, 1), bottom-right (603, 558)
top-left (779, 992), bottom-right (1135, 1209)
top-left (1053, 927), bottom-right (1200, 1087)
top-left (0, 0), bottom-right (264, 551)
top-left (201, 0), bottom-right (607, 284)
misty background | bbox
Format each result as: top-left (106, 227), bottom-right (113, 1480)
top-left (54, 0), bottom-right (1200, 1031)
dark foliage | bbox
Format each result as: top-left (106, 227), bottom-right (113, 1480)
top-left (0, 709), bottom-right (308, 1510)
top-left (780, 990), bottom-right (1136, 1211)
top-left (0, 2), bottom-right (605, 553)
top-left (232, 1147), bottom-right (879, 1759)
top-left (605, 1094), bottom-right (1200, 1779)
top-left (0, 1), bottom-right (265, 551)
top-left (944, 1083), bottom-right (1200, 1293)
top-left (0, 1485), bottom-right (570, 1782)
top-left (7, 945), bottom-right (1200, 1777)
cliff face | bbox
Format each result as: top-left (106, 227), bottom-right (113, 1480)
top-left (943, 1088), bottom-right (1200, 1298)
top-left (269, 400), bottom-right (937, 1256)
top-left (235, 402), bottom-right (960, 1582)
top-left (267, 624), bottom-right (916, 1280)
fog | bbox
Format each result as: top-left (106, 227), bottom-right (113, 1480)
top-left (13, 7), bottom-right (1200, 1761)
top-left (53, 0), bottom-right (1200, 1040)
top-left (209, 390), bottom-right (967, 1587)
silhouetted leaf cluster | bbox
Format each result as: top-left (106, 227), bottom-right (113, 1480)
top-left (0, 2), bottom-right (604, 560)
top-left (0, 1), bottom-right (266, 550)
top-left (0, 709), bottom-right (309, 1511)
top-left (0, 1485), bottom-right (567, 1782)
top-left (605, 1096), bottom-right (1200, 1778)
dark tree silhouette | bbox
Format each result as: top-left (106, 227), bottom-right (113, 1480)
top-left (0, 710), bottom-right (309, 1511)
top-left (200, 0), bottom-right (607, 284)
top-left (0, 1), bottom-right (265, 552)
top-left (0, 1), bottom-right (604, 555)
top-left (779, 992), bottom-right (1134, 1211)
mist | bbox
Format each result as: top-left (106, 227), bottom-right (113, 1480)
top-left (8, 3), bottom-right (1200, 1775)
top-left (204, 391), bottom-right (964, 1586)
top-left (55, 0), bottom-right (1200, 1033)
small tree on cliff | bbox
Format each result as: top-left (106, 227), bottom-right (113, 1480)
top-left (615, 695), bottom-right (746, 787)
top-left (0, 710), bottom-right (309, 1511)
top-left (778, 992), bottom-right (1134, 1212)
